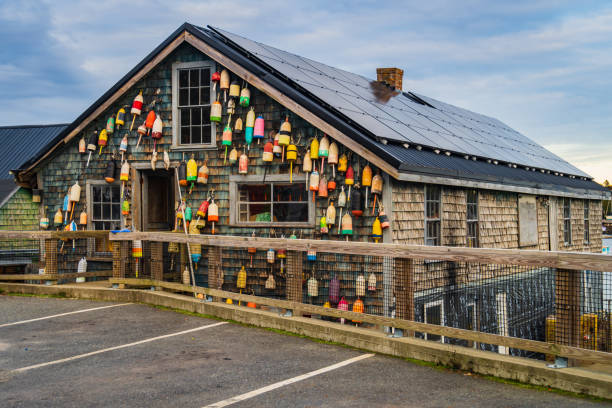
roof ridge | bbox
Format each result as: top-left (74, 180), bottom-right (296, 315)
top-left (0, 124), bottom-right (69, 129)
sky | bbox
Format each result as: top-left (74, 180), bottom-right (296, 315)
top-left (1, 0), bottom-right (611, 182)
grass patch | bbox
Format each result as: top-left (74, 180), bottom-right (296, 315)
top-left (3, 291), bottom-right (69, 299)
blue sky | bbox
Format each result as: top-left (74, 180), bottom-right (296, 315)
top-left (1, 0), bottom-right (611, 182)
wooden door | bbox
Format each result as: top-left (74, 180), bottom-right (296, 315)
top-left (142, 170), bottom-right (174, 231)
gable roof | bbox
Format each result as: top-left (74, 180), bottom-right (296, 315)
top-left (13, 23), bottom-right (607, 199)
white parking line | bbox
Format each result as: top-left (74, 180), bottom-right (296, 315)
top-left (13, 321), bottom-right (227, 373)
top-left (203, 353), bottom-right (375, 408)
top-left (0, 303), bottom-right (132, 328)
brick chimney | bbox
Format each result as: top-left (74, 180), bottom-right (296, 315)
top-left (376, 67), bottom-right (403, 91)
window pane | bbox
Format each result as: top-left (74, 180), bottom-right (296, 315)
top-left (93, 186), bottom-right (101, 202)
top-left (191, 126), bottom-right (201, 144)
top-left (199, 68), bottom-right (210, 85)
top-left (112, 204), bottom-right (120, 219)
top-left (274, 183), bottom-right (304, 202)
top-left (201, 106), bottom-right (210, 124)
top-left (190, 88), bottom-right (199, 106)
top-left (275, 203), bottom-right (308, 222)
top-left (103, 204), bottom-right (111, 219)
top-left (200, 87), bottom-right (210, 105)
top-left (191, 107), bottom-right (201, 126)
top-left (111, 186), bottom-right (120, 203)
top-left (179, 70), bottom-right (188, 88)
top-left (250, 204), bottom-right (272, 222)
top-left (179, 89), bottom-right (188, 106)
top-left (94, 203), bottom-right (102, 219)
top-left (201, 124), bottom-right (212, 145)
top-left (189, 69), bottom-right (199, 87)
top-left (240, 184), bottom-right (269, 202)
top-left (180, 108), bottom-right (190, 126)
top-left (102, 187), bottom-right (110, 202)
top-left (181, 126), bottom-right (190, 144)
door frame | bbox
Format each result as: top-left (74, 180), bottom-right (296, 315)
top-left (130, 161), bottom-right (179, 231)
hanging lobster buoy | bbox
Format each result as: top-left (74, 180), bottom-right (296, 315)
top-left (338, 297), bottom-right (349, 324)
top-left (336, 185), bottom-right (346, 234)
top-left (54, 208), bottom-right (63, 225)
top-left (239, 151), bottom-right (248, 174)
top-left (371, 173), bottom-right (383, 214)
top-left (326, 202), bottom-right (336, 227)
top-left (279, 117), bottom-right (291, 161)
top-left (132, 240), bottom-right (143, 258)
top-left (267, 248), bottom-right (275, 264)
top-left (309, 166), bottom-right (319, 202)
top-left (69, 182), bottom-right (81, 221)
top-left (229, 147), bottom-right (238, 165)
top-left (338, 153), bottom-right (348, 173)
top-left (79, 210), bottom-right (88, 227)
top-left (152, 115), bottom-right (163, 152)
top-left (318, 175), bottom-right (328, 198)
top-left (362, 164), bottom-right (372, 207)
top-left (320, 214), bottom-right (328, 234)
top-left (208, 199), bottom-right (218, 234)
top-left (237, 266), bottom-right (247, 289)
top-left (130, 90), bottom-right (144, 131)
top-left (372, 216), bottom-right (382, 243)
top-left (345, 165), bottom-right (354, 203)
top-left (245, 107), bottom-right (255, 147)
top-left (368, 272), bottom-right (377, 291)
top-left (196, 199), bottom-right (209, 225)
top-left (220, 69), bottom-right (230, 102)
top-left (329, 275), bottom-right (340, 304)
top-left (303, 149), bottom-right (312, 191)
top-left (182, 266), bottom-right (190, 285)
top-left (106, 116), bottom-right (115, 135)
top-left (197, 162), bottom-right (209, 184)
top-left (178, 161), bottom-right (187, 187)
top-left (265, 273), bottom-right (276, 289)
top-left (163, 150), bottom-right (170, 170)
top-left (136, 122), bottom-right (147, 149)
top-left (307, 275), bottom-right (318, 297)
top-left (97, 129), bottom-right (108, 155)
top-left (350, 188), bottom-right (363, 218)
top-left (79, 137), bottom-right (86, 154)
top-left (318, 134), bottom-right (329, 171)
top-left (379, 205), bottom-right (390, 229)
top-left (145, 110), bottom-right (156, 136)
top-left (104, 160), bottom-right (116, 183)
top-left (222, 124), bottom-right (232, 164)
top-left (239, 86), bottom-right (250, 107)
top-left (187, 157), bottom-right (197, 193)
top-left (327, 177), bottom-right (336, 191)
top-left (273, 132), bottom-right (282, 158)
top-left (341, 212), bottom-right (353, 238)
top-left (40, 215), bottom-right (50, 229)
top-left (77, 257), bottom-right (87, 283)
top-left (119, 135), bottom-right (128, 162)
top-left (122, 199), bottom-right (130, 216)
top-left (189, 221), bottom-right (201, 264)
top-left (120, 161), bottom-right (129, 182)
top-left (86, 131), bottom-right (97, 167)
top-left (307, 250), bottom-right (317, 261)
top-left (116, 107), bottom-right (126, 129)
top-left (310, 137), bottom-right (319, 160)
top-left (254, 115), bottom-right (265, 144)
top-left (352, 299), bottom-right (364, 323)
top-left (262, 139), bottom-right (273, 162)
top-left (62, 193), bottom-right (70, 224)
top-left (227, 98), bottom-right (235, 115)
top-left (211, 71), bottom-right (220, 91)
top-left (229, 80), bottom-right (240, 99)
top-left (277, 248), bottom-right (286, 275)
top-left (328, 141), bottom-right (338, 178)
top-left (287, 143), bottom-right (297, 183)
top-left (234, 117), bottom-right (243, 133)
top-left (210, 97), bottom-right (222, 122)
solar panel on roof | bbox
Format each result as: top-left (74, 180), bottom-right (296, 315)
top-left (212, 27), bottom-right (589, 178)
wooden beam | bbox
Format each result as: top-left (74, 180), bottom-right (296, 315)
top-left (21, 33), bottom-right (187, 176)
top-left (109, 277), bottom-right (612, 364)
top-left (108, 231), bottom-right (612, 272)
top-left (0, 271), bottom-right (112, 281)
top-left (184, 33), bottom-right (399, 180)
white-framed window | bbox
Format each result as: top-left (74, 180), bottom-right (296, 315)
top-left (563, 197), bottom-right (571, 245)
top-left (584, 200), bottom-right (590, 244)
top-left (86, 181), bottom-right (121, 254)
top-left (425, 185), bottom-right (441, 246)
top-left (229, 174), bottom-right (314, 227)
top-left (171, 60), bottom-right (216, 149)
top-left (424, 299), bottom-right (444, 342)
top-left (466, 189), bottom-right (478, 248)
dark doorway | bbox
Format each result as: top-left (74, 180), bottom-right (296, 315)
top-left (142, 170), bottom-right (174, 231)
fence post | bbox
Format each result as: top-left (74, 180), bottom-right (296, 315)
top-left (151, 241), bottom-right (163, 284)
top-left (554, 268), bottom-right (581, 366)
top-left (394, 258), bottom-right (414, 336)
top-left (286, 250), bottom-right (303, 316)
top-left (44, 239), bottom-right (57, 285)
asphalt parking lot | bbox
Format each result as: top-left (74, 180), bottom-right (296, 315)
top-left (0, 295), bottom-right (606, 407)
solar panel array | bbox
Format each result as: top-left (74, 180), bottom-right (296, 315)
top-left (211, 27), bottom-right (588, 178)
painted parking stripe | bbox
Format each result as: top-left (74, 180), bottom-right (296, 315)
top-left (203, 353), bottom-right (375, 408)
top-left (0, 303), bottom-right (132, 328)
top-left (13, 321), bottom-right (227, 373)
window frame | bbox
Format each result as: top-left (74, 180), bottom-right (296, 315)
top-left (171, 60), bottom-right (217, 150)
top-left (563, 197), bottom-right (571, 245)
top-left (466, 189), bottom-right (479, 248)
top-left (229, 174), bottom-right (314, 227)
top-left (584, 200), bottom-right (590, 244)
top-left (424, 185), bottom-right (441, 246)
top-left (86, 180), bottom-right (122, 256)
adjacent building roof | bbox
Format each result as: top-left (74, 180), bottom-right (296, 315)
top-left (12, 23), bottom-right (606, 198)
top-left (0, 124), bottom-right (67, 203)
